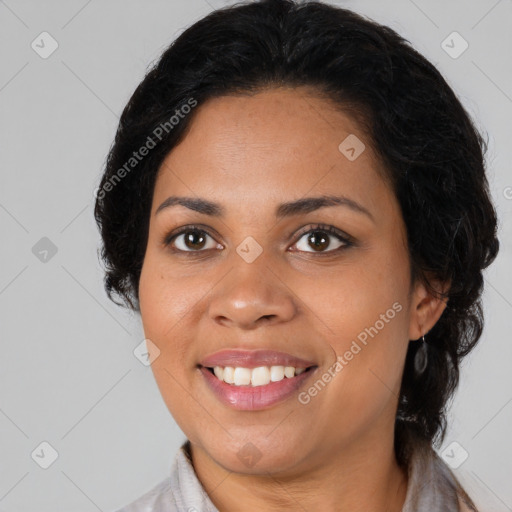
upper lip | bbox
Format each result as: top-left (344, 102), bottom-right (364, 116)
top-left (199, 349), bottom-right (317, 369)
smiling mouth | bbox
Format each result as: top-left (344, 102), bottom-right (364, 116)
top-left (202, 365), bottom-right (317, 387)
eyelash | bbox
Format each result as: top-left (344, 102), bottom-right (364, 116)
top-left (161, 223), bottom-right (354, 255)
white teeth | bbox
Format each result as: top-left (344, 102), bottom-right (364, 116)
top-left (284, 366), bottom-right (295, 378)
top-left (270, 365), bottom-right (284, 382)
top-left (251, 366), bottom-right (270, 386)
top-left (233, 367), bottom-right (251, 386)
top-left (223, 366), bottom-right (235, 384)
top-left (211, 365), bottom-right (308, 386)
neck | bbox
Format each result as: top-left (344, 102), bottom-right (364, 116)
top-left (189, 426), bottom-right (408, 512)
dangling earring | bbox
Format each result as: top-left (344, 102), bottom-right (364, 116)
top-left (414, 334), bottom-right (428, 375)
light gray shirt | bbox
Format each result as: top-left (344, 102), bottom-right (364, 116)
top-left (114, 441), bottom-right (474, 512)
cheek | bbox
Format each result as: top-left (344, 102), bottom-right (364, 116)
top-left (139, 259), bottom-right (187, 366)
top-left (139, 252), bottom-right (201, 335)
top-left (300, 247), bottom-right (410, 413)
top-left (139, 263), bottom-right (198, 427)
top-left (301, 253), bottom-right (408, 342)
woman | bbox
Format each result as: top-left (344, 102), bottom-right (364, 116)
top-left (94, 1), bottom-right (499, 510)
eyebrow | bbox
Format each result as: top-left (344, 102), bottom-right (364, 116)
top-left (155, 194), bottom-right (374, 222)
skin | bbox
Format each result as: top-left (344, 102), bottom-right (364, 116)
top-left (138, 87), bottom-right (448, 512)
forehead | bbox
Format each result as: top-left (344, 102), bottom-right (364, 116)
top-left (153, 87), bottom-right (391, 216)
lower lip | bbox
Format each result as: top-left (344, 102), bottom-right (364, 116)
top-left (200, 366), bottom-right (317, 411)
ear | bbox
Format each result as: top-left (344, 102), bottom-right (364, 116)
top-left (408, 276), bottom-right (450, 341)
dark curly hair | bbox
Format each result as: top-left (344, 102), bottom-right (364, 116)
top-left (94, 0), bottom-right (499, 476)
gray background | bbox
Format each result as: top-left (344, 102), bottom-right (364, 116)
top-left (0, 0), bottom-right (511, 510)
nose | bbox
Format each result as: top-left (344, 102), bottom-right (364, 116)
top-left (207, 257), bottom-right (297, 330)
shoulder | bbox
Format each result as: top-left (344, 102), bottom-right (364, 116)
top-left (402, 441), bottom-right (481, 512)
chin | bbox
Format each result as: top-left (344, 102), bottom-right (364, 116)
top-left (204, 435), bottom-right (308, 476)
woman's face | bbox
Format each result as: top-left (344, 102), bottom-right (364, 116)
top-left (138, 87), bottom-right (434, 475)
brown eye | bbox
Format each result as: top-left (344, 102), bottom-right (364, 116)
top-left (171, 228), bottom-right (219, 252)
top-left (293, 226), bottom-right (350, 253)
top-left (307, 230), bottom-right (330, 251)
